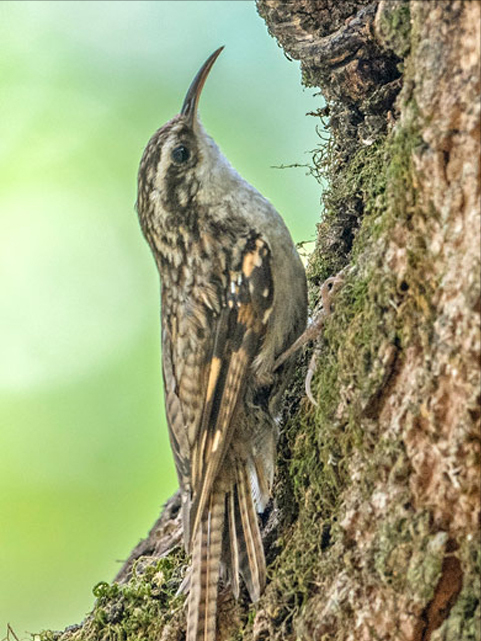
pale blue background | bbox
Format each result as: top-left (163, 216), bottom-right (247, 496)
top-left (0, 1), bottom-right (322, 636)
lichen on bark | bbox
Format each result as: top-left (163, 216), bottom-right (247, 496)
top-left (37, 2), bottom-right (480, 640)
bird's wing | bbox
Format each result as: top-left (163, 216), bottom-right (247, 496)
top-left (189, 234), bottom-right (274, 540)
top-left (161, 233), bottom-right (274, 548)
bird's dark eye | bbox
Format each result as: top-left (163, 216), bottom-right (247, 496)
top-left (171, 145), bottom-right (190, 164)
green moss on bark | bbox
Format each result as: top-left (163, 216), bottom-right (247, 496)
top-left (375, 0), bottom-right (411, 59)
top-left (250, 75), bottom-right (446, 635)
top-left (37, 553), bottom-right (187, 641)
top-left (437, 537), bottom-right (481, 641)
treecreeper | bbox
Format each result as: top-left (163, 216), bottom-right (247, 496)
top-left (136, 47), bottom-right (307, 641)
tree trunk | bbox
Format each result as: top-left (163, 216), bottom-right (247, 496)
top-left (40, 2), bottom-right (480, 640)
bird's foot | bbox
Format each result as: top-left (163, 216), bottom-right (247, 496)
top-left (274, 269), bottom-right (347, 405)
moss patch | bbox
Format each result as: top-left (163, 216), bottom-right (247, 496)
top-left (441, 536), bottom-right (481, 641)
top-left (375, 0), bottom-right (411, 59)
top-left (36, 551), bottom-right (187, 641)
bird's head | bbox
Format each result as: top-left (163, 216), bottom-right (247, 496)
top-left (137, 47), bottom-right (226, 244)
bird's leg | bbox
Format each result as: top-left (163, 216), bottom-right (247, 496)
top-left (274, 269), bottom-right (347, 405)
top-left (304, 271), bottom-right (347, 405)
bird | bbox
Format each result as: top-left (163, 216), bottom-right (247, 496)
top-left (136, 47), bottom-right (307, 641)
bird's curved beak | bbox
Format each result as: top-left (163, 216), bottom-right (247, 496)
top-left (181, 46), bottom-right (224, 126)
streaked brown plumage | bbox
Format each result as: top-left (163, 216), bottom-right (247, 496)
top-left (136, 47), bottom-right (307, 641)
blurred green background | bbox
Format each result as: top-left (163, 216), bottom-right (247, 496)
top-left (0, 1), bottom-right (322, 637)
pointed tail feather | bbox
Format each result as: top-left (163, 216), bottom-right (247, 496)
top-left (230, 463), bottom-right (266, 602)
top-left (187, 484), bottom-right (225, 641)
top-left (227, 489), bottom-right (240, 599)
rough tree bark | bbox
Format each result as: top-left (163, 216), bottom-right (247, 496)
top-left (39, 2), bottom-right (480, 640)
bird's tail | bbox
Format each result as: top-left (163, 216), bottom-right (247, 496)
top-left (186, 464), bottom-right (266, 641)
top-left (187, 481), bottom-right (225, 641)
